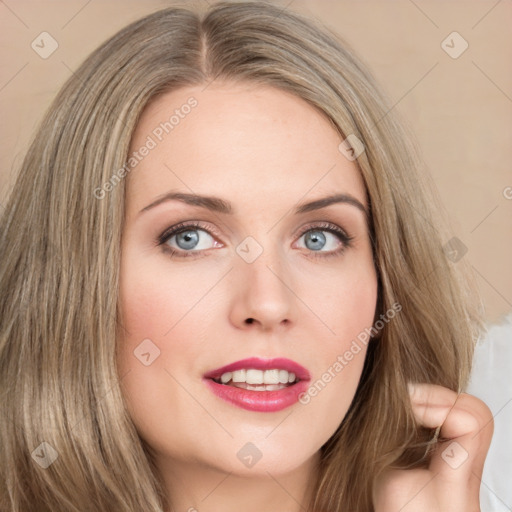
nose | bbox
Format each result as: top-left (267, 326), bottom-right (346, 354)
top-left (228, 246), bottom-right (297, 332)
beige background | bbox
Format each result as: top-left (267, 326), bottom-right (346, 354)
top-left (1, 0), bottom-right (511, 323)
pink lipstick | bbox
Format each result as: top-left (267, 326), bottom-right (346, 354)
top-left (203, 357), bottom-right (311, 412)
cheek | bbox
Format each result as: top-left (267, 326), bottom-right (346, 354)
top-left (298, 258), bottom-right (377, 420)
top-left (311, 254), bottom-right (378, 343)
top-left (116, 256), bottom-right (199, 452)
top-left (116, 247), bottom-right (219, 414)
top-left (118, 249), bottom-right (210, 342)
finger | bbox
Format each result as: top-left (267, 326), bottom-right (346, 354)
top-left (409, 383), bottom-right (494, 486)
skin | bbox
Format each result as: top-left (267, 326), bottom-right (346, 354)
top-left (375, 384), bottom-right (494, 512)
top-left (116, 82), bottom-right (493, 511)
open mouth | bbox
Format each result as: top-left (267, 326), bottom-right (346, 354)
top-left (211, 368), bottom-right (299, 392)
top-left (203, 357), bottom-right (310, 412)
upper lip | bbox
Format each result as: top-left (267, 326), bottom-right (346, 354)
top-left (203, 357), bottom-right (311, 381)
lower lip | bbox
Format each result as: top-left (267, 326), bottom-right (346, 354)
top-left (203, 378), bottom-right (310, 412)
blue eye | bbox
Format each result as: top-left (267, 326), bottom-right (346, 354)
top-left (170, 227), bottom-right (212, 251)
top-left (296, 222), bottom-right (354, 258)
top-left (157, 221), bottom-right (353, 259)
top-left (158, 221), bottom-right (217, 257)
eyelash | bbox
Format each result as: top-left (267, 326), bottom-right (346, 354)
top-left (156, 220), bottom-right (354, 259)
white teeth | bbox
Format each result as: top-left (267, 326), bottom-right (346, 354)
top-left (246, 369), bottom-right (263, 384)
top-left (220, 372), bottom-right (232, 384)
top-left (264, 369), bottom-right (280, 384)
top-left (232, 369), bottom-right (246, 382)
top-left (231, 382), bottom-right (289, 391)
top-left (262, 384), bottom-right (284, 391)
top-left (217, 368), bottom-right (298, 385)
top-left (278, 369), bottom-right (289, 384)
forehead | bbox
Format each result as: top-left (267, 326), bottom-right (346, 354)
top-left (126, 82), bottom-right (367, 214)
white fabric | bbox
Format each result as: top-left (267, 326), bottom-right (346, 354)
top-left (467, 312), bottom-right (512, 512)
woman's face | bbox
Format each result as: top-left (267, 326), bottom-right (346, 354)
top-left (117, 82), bottom-right (378, 479)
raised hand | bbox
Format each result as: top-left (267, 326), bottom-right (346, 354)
top-left (374, 383), bottom-right (494, 512)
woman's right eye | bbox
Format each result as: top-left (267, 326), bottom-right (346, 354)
top-left (157, 222), bottom-right (220, 258)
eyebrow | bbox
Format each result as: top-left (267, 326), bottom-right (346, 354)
top-left (139, 191), bottom-right (368, 219)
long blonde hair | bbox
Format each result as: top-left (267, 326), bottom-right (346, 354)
top-left (0, 2), bottom-right (483, 510)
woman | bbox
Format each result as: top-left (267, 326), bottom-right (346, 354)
top-left (0, 2), bottom-right (493, 511)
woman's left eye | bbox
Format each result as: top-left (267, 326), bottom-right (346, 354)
top-left (295, 223), bottom-right (353, 257)
top-left (156, 221), bottom-right (353, 259)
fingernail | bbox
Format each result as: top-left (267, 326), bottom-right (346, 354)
top-left (407, 382), bottom-right (417, 395)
